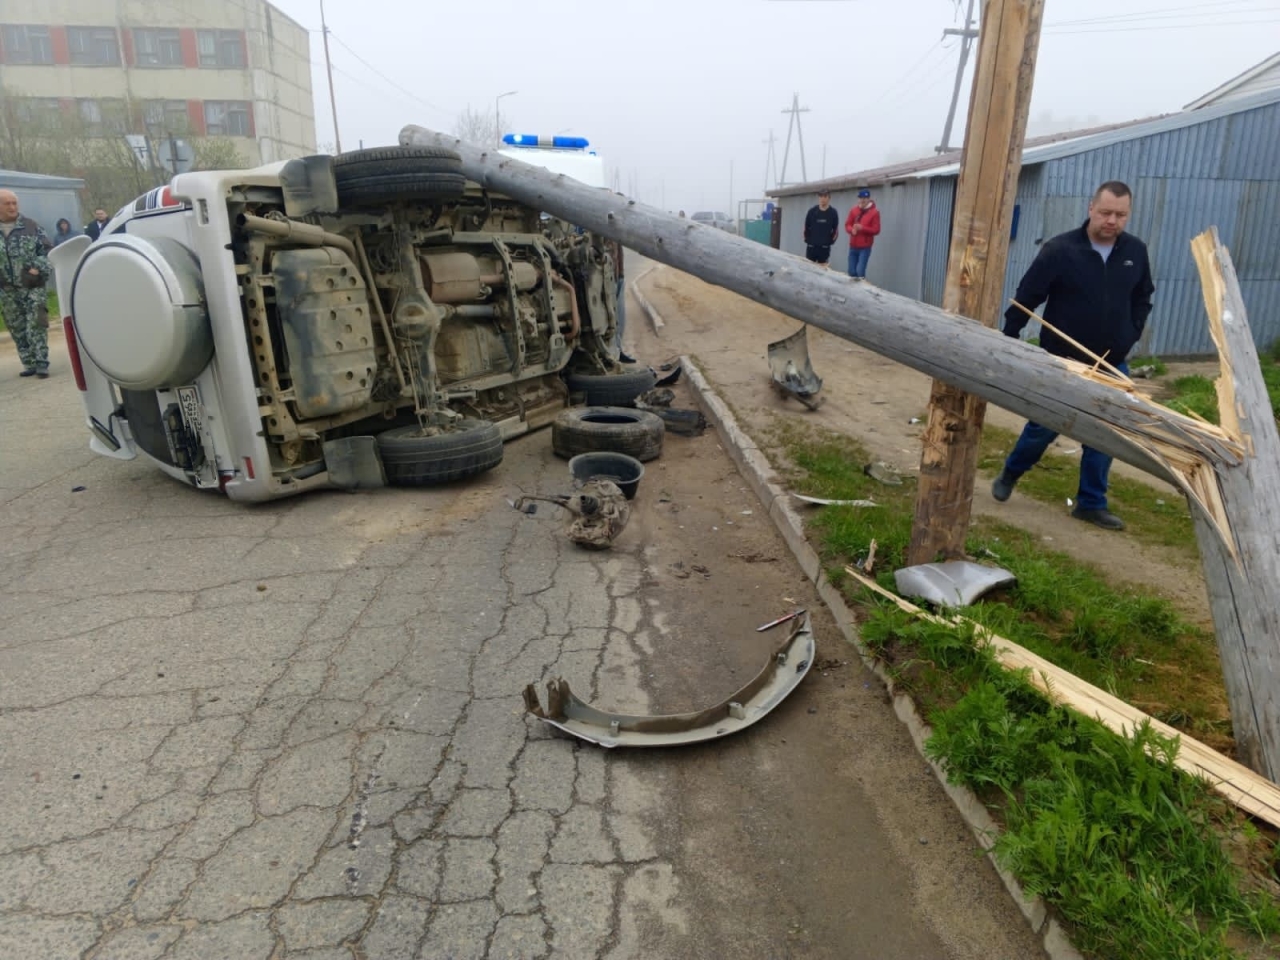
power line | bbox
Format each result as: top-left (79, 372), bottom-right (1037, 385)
top-left (1046, 16), bottom-right (1280, 34)
top-left (876, 44), bottom-right (956, 114)
top-left (866, 40), bottom-right (950, 114)
top-left (1047, 0), bottom-right (1276, 27)
top-left (326, 31), bottom-right (453, 121)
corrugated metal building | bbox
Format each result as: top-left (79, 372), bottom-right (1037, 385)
top-left (0, 169), bottom-right (85, 236)
top-left (770, 85), bottom-right (1280, 358)
top-left (1186, 51), bottom-right (1280, 109)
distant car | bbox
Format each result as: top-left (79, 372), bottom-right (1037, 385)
top-left (690, 211), bottom-right (737, 234)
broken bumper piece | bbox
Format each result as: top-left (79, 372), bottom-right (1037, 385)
top-left (523, 614), bottom-right (816, 748)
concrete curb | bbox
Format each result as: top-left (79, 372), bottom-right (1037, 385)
top-left (676, 344), bottom-right (1084, 960)
top-left (629, 267), bottom-right (663, 332)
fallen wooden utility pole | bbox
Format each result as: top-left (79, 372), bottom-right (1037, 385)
top-left (909, 0), bottom-right (1044, 564)
top-left (399, 127), bottom-right (1280, 781)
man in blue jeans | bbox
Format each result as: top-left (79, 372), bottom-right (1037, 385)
top-left (844, 189), bottom-right (879, 279)
top-left (992, 180), bottom-right (1155, 530)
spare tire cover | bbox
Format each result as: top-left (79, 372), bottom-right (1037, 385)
top-left (71, 234), bottom-right (212, 390)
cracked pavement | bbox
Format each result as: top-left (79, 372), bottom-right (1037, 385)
top-left (0, 339), bottom-right (1045, 959)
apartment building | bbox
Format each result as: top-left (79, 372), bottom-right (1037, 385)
top-left (0, 0), bottom-right (316, 167)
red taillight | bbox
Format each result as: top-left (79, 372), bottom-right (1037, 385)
top-left (243, 457), bottom-right (256, 480)
top-left (63, 316), bottom-right (87, 392)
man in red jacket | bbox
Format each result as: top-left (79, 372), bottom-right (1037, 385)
top-left (845, 189), bottom-right (880, 280)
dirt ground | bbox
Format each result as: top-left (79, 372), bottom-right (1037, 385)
top-left (632, 261), bottom-right (1214, 629)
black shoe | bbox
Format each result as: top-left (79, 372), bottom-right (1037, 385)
top-left (618, 352), bottom-right (637, 364)
top-left (19, 368), bottom-right (37, 377)
top-left (991, 470), bottom-right (1018, 502)
top-left (1071, 507), bottom-right (1125, 530)
top-left (35, 368), bottom-right (49, 379)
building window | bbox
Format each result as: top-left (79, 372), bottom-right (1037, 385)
top-left (78, 99), bottom-right (103, 136)
top-left (77, 98), bottom-right (129, 137)
top-left (204, 100), bottom-right (251, 137)
top-left (68, 26), bottom-right (121, 66)
top-left (14, 97), bottom-right (62, 129)
top-left (1, 24), bottom-right (54, 64)
top-left (133, 28), bottom-right (183, 67)
top-left (144, 99), bottom-right (190, 136)
top-left (196, 29), bottom-right (244, 68)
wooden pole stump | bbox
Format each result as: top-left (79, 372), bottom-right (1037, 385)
top-left (908, 0), bottom-right (1045, 565)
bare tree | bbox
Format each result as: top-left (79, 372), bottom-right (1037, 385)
top-left (453, 105), bottom-right (499, 147)
top-left (192, 138), bottom-right (249, 172)
top-left (0, 89), bottom-right (250, 213)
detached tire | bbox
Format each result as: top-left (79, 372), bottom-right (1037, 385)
top-left (565, 368), bottom-right (657, 407)
top-left (333, 145), bottom-right (466, 206)
top-left (377, 419), bottom-right (503, 485)
top-left (552, 407), bottom-right (664, 462)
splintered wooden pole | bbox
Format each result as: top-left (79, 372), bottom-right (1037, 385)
top-left (907, 0), bottom-right (1045, 565)
top-left (1189, 229), bottom-right (1280, 779)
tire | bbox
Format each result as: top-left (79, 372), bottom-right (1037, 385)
top-left (376, 419), bottom-right (503, 486)
top-left (333, 146), bottom-right (466, 206)
top-left (552, 407), bottom-right (664, 462)
top-left (565, 368), bottom-right (657, 407)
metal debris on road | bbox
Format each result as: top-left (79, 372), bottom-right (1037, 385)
top-left (767, 325), bottom-right (824, 410)
top-left (523, 614), bottom-right (816, 748)
top-left (636, 387), bottom-right (675, 408)
top-left (792, 493), bottom-right (879, 508)
top-left (756, 608), bottom-right (805, 632)
top-left (863, 462), bottom-right (903, 486)
top-left (651, 357), bottom-right (684, 387)
top-left (893, 560), bottom-right (1016, 608)
top-left (512, 479), bottom-right (631, 549)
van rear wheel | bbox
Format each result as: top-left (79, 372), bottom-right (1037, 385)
top-left (376, 419), bottom-right (503, 485)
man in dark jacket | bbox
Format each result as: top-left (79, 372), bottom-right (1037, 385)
top-left (84, 208), bottom-right (109, 241)
top-left (803, 190), bottom-right (839, 266)
top-left (992, 180), bottom-right (1155, 530)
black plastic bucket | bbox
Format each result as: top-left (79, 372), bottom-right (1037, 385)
top-left (567, 452), bottom-right (645, 500)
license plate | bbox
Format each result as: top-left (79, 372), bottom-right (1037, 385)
top-left (176, 385), bottom-right (203, 434)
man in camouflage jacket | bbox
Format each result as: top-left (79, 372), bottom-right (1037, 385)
top-left (0, 189), bottom-right (53, 378)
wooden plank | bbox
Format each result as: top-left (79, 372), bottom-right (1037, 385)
top-left (843, 567), bottom-right (1280, 827)
top-left (909, 0), bottom-right (1046, 564)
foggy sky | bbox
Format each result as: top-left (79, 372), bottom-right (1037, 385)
top-left (271, 0), bottom-right (1279, 215)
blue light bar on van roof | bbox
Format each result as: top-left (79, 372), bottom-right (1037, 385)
top-left (502, 134), bottom-right (591, 150)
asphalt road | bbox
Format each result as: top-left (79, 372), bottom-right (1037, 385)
top-left (0, 333), bottom-right (1045, 960)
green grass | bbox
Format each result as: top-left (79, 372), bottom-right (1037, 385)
top-left (861, 607), bottom-right (1280, 959)
top-left (977, 424), bottom-right (1199, 557)
top-left (1165, 375), bottom-right (1222, 424)
top-left (1156, 349), bottom-right (1280, 426)
top-left (769, 418), bottom-right (1222, 721)
top-left (769, 416), bottom-right (1280, 957)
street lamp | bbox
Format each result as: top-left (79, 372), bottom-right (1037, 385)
top-left (495, 90), bottom-right (518, 144)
